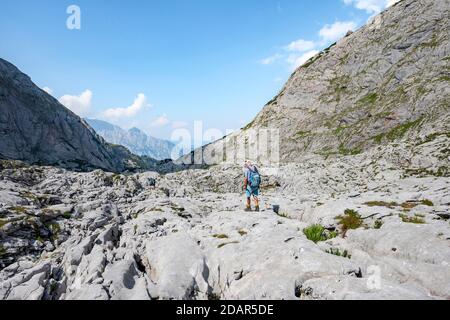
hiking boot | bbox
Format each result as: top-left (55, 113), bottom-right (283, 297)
top-left (255, 206), bottom-right (260, 212)
top-left (244, 206), bottom-right (252, 212)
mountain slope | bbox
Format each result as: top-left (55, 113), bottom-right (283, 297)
top-left (0, 58), bottom-right (156, 172)
top-left (86, 119), bottom-right (175, 160)
top-left (182, 0), bottom-right (450, 165)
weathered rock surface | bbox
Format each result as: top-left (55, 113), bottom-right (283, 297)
top-left (0, 126), bottom-right (448, 300)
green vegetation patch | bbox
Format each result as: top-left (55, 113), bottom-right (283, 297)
top-left (386, 118), bottom-right (424, 141)
top-left (374, 117), bottom-right (424, 143)
top-left (400, 214), bottom-right (425, 224)
top-left (217, 241), bottom-right (239, 249)
top-left (242, 119), bottom-right (256, 131)
top-left (303, 225), bottom-right (338, 244)
top-left (9, 206), bottom-right (28, 214)
top-left (357, 93), bottom-right (378, 106)
top-left (420, 199), bottom-right (434, 207)
top-left (364, 201), bottom-right (398, 209)
top-left (404, 166), bottom-right (448, 178)
top-left (212, 234), bottom-right (229, 239)
top-left (374, 219), bottom-right (383, 229)
top-left (325, 248), bottom-right (352, 259)
top-left (295, 131), bottom-right (311, 139)
top-left (62, 212), bottom-right (72, 219)
top-left (277, 212), bottom-right (291, 219)
top-left (238, 230), bottom-right (248, 236)
top-left (336, 209), bottom-right (363, 233)
top-left (0, 244), bottom-right (6, 257)
top-left (417, 132), bottom-right (450, 145)
top-left (338, 144), bottom-right (362, 156)
top-left (0, 219), bottom-right (8, 228)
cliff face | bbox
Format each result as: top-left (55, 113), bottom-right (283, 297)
top-left (0, 59), bottom-right (154, 172)
top-left (86, 119), bottom-right (175, 161)
top-left (184, 0), bottom-right (449, 165)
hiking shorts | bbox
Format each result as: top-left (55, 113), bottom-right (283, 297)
top-left (246, 186), bottom-right (259, 198)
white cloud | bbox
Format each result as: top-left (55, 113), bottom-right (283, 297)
top-left (103, 93), bottom-right (149, 119)
top-left (286, 39), bottom-right (316, 52)
top-left (150, 114), bottom-right (170, 127)
top-left (319, 21), bottom-right (358, 43)
top-left (259, 54), bottom-right (282, 65)
top-left (343, 0), bottom-right (400, 14)
top-left (59, 90), bottom-right (93, 116)
top-left (42, 87), bottom-right (53, 95)
top-left (286, 50), bottom-right (320, 70)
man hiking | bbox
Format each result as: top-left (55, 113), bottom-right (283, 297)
top-left (243, 160), bottom-right (261, 212)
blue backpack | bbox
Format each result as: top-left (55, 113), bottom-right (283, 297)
top-left (249, 168), bottom-right (261, 188)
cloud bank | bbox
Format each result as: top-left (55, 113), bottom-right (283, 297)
top-left (59, 90), bottom-right (93, 117)
top-left (103, 93), bottom-right (149, 119)
top-left (343, 0), bottom-right (401, 14)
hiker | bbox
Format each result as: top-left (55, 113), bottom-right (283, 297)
top-left (243, 160), bottom-right (261, 212)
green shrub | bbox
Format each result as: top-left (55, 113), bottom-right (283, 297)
top-left (336, 209), bottom-right (363, 233)
top-left (303, 225), bottom-right (337, 243)
top-left (325, 248), bottom-right (351, 259)
top-left (238, 230), bottom-right (248, 236)
top-left (374, 219), bottom-right (383, 229)
top-left (421, 199), bottom-right (434, 207)
top-left (277, 212), bottom-right (291, 219)
top-left (62, 212), bottom-right (72, 219)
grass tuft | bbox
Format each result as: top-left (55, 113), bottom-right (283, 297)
top-left (325, 248), bottom-right (352, 259)
top-left (217, 241), bottom-right (239, 249)
top-left (213, 234), bottom-right (229, 239)
top-left (364, 201), bottom-right (398, 208)
top-left (336, 209), bottom-right (363, 234)
top-left (303, 225), bottom-right (337, 243)
top-left (238, 230), bottom-right (248, 236)
top-left (399, 214), bottom-right (425, 224)
top-left (420, 199), bottom-right (434, 207)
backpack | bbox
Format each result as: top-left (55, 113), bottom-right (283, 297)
top-left (249, 167), bottom-right (261, 188)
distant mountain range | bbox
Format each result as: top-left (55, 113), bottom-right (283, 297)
top-left (85, 119), bottom-right (175, 160)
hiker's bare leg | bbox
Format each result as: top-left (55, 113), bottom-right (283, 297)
top-left (254, 196), bottom-right (260, 211)
top-left (245, 198), bottom-right (251, 211)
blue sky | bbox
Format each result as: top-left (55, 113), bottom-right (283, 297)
top-left (0, 0), bottom-right (398, 140)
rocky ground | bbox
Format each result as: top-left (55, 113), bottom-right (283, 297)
top-left (0, 135), bottom-right (448, 300)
